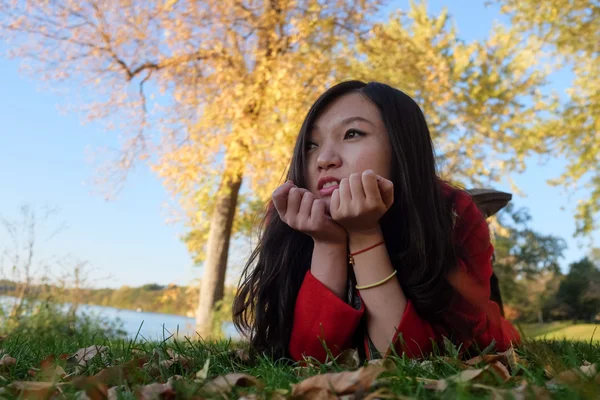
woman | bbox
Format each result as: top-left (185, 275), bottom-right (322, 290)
top-left (233, 80), bottom-right (520, 362)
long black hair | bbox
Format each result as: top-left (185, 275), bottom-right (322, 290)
top-left (233, 81), bottom-right (459, 358)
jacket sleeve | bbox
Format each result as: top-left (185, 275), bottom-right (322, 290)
top-left (383, 189), bottom-right (520, 358)
top-left (289, 271), bottom-right (364, 362)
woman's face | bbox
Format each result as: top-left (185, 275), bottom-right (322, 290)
top-left (305, 92), bottom-right (393, 211)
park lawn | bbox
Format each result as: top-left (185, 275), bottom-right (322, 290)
top-left (520, 323), bottom-right (600, 342)
top-left (0, 329), bottom-right (599, 399)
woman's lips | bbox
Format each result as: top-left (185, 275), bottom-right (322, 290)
top-left (319, 184), bottom-right (339, 197)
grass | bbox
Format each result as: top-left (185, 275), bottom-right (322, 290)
top-left (0, 326), bottom-right (599, 399)
top-left (520, 322), bottom-right (600, 342)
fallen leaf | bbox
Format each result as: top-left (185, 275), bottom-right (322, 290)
top-left (94, 357), bottom-right (148, 386)
top-left (0, 354), bottom-right (16, 368)
top-left (418, 360), bottom-right (434, 373)
top-left (68, 346), bottom-right (108, 368)
top-left (465, 354), bottom-right (502, 366)
top-left (136, 382), bottom-right (176, 400)
top-left (292, 364), bottom-right (386, 397)
top-left (424, 368), bottom-right (484, 391)
top-left (297, 388), bottom-right (337, 400)
top-left (72, 376), bottom-right (109, 400)
top-left (8, 381), bottom-right (59, 398)
top-left (488, 361), bottom-right (512, 382)
top-left (367, 357), bottom-right (396, 371)
top-left (34, 355), bottom-right (67, 382)
top-left (443, 336), bottom-right (460, 359)
top-left (202, 373), bottom-right (263, 394)
top-left (547, 363), bottom-right (599, 386)
top-left (363, 387), bottom-right (409, 400)
top-left (166, 375), bottom-right (183, 390)
top-left (497, 345), bottom-right (519, 373)
top-left (235, 348), bottom-right (251, 363)
top-left (328, 349), bottom-right (360, 369)
top-left (195, 358), bottom-right (210, 381)
top-left (107, 386), bottom-right (122, 400)
top-left (155, 348), bottom-right (194, 371)
top-left (473, 382), bottom-right (552, 400)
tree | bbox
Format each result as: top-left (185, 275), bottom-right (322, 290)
top-left (555, 257), bottom-right (600, 321)
top-left (0, 0), bottom-right (378, 336)
top-left (344, 2), bottom-right (554, 187)
top-left (492, 205), bottom-right (566, 322)
top-left (497, 0), bottom-right (600, 235)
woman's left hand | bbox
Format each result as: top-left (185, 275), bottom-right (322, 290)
top-left (330, 170), bottom-right (394, 234)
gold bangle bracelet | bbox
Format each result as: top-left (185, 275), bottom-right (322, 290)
top-left (356, 270), bottom-right (397, 290)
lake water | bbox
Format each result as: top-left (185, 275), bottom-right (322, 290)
top-left (0, 296), bottom-right (240, 341)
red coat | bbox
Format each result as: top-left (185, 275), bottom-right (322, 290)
top-left (288, 184), bottom-right (520, 362)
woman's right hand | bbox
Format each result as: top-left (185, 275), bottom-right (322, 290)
top-left (272, 180), bottom-right (347, 245)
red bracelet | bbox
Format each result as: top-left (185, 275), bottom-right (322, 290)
top-left (348, 241), bottom-right (385, 266)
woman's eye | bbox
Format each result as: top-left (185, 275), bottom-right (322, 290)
top-left (344, 129), bottom-right (365, 140)
top-left (306, 141), bottom-right (318, 151)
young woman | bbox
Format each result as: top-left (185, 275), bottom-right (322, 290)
top-left (233, 81), bottom-right (520, 362)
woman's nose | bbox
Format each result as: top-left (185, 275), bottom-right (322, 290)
top-left (317, 145), bottom-right (342, 170)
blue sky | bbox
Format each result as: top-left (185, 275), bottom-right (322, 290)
top-left (0, 0), bottom-right (597, 288)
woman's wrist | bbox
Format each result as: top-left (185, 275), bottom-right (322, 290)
top-left (310, 240), bottom-right (348, 299)
top-left (348, 226), bottom-right (384, 253)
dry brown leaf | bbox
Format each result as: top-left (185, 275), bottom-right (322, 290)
top-left (367, 357), bottom-right (396, 371)
top-left (473, 382), bottom-right (552, 400)
top-left (235, 348), bottom-right (251, 363)
top-left (94, 357), bottom-right (148, 387)
top-left (328, 349), bottom-right (360, 369)
top-left (292, 364), bottom-right (386, 397)
top-left (363, 387), bottom-right (409, 400)
top-left (0, 354), bottom-right (16, 368)
top-left (72, 376), bottom-right (109, 400)
top-left (68, 346), bottom-right (108, 368)
top-left (297, 388), bottom-right (337, 400)
top-left (547, 363), bottom-right (599, 386)
top-left (418, 360), bottom-right (434, 373)
top-left (153, 348), bottom-right (194, 371)
top-left (107, 386), bottom-right (122, 400)
top-left (32, 355), bottom-right (67, 382)
top-left (425, 360), bottom-right (513, 392)
top-left (0, 335), bottom-right (6, 343)
top-left (202, 373), bottom-right (263, 394)
top-left (135, 382), bottom-right (176, 400)
top-left (424, 368), bottom-right (484, 391)
top-left (465, 354), bottom-right (502, 366)
top-left (8, 381), bottom-right (60, 398)
top-left (488, 361), bottom-right (512, 382)
top-left (497, 345), bottom-right (519, 373)
top-left (195, 358), bottom-right (210, 382)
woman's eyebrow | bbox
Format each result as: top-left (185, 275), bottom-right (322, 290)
top-left (312, 116), bottom-right (375, 132)
top-left (340, 116), bottom-right (375, 127)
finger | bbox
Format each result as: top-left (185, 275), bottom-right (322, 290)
top-left (272, 180), bottom-right (295, 217)
top-left (298, 190), bottom-right (315, 219)
top-left (349, 173), bottom-right (366, 201)
top-left (377, 177), bottom-right (394, 208)
top-left (339, 177), bottom-right (352, 204)
top-left (331, 188), bottom-right (340, 215)
top-left (286, 187), bottom-right (304, 217)
top-left (362, 170), bottom-right (382, 205)
top-left (311, 198), bottom-right (326, 225)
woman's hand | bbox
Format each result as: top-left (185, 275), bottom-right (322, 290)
top-left (272, 180), bottom-right (347, 245)
top-left (330, 170), bottom-right (394, 234)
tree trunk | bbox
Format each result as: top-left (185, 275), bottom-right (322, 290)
top-left (537, 309), bottom-right (544, 324)
top-left (195, 173), bottom-right (243, 337)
